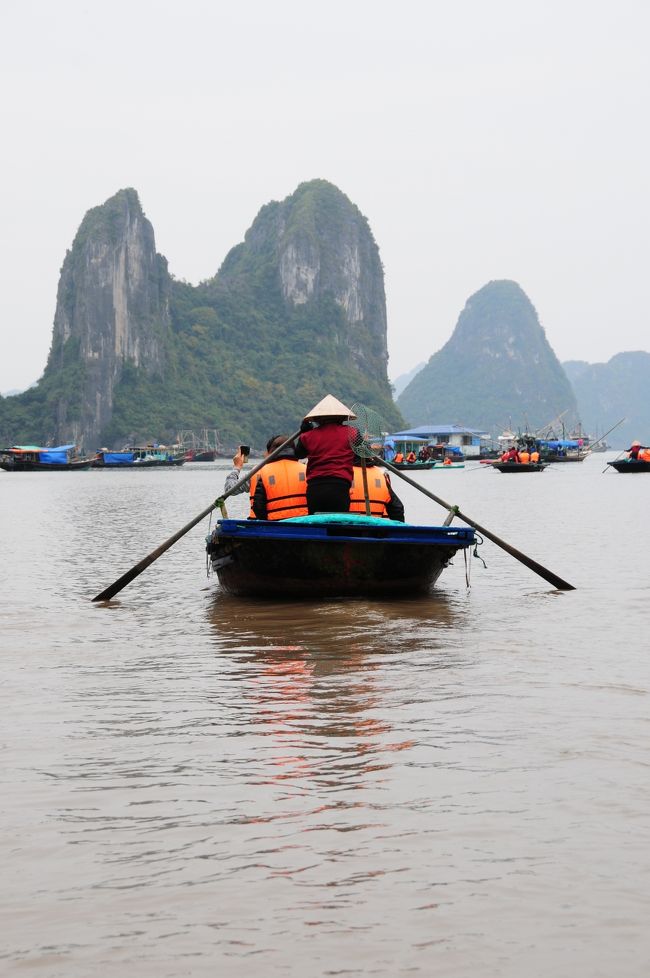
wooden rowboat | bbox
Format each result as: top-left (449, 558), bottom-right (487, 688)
top-left (206, 513), bottom-right (475, 598)
top-left (491, 462), bottom-right (548, 473)
top-left (391, 461), bottom-right (464, 470)
top-left (607, 459), bottom-right (650, 473)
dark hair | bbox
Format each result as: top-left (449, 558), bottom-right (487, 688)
top-left (267, 434), bottom-right (292, 453)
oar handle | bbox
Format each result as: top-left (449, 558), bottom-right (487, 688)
top-left (92, 429), bottom-right (301, 602)
top-left (377, 454), bottom-right (575, 591)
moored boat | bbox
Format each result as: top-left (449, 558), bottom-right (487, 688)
top-left (537, 439), bottom-right (589, 462)
top-left (0, 444), bottom-right (92, 472)
top-left (206, 513), bottom-right (475, 598)
top-left (390, 460), bottom-right (436, 470)
top-left (92, 447), bottom-right (185, 468)
top-left (188, 449), bottom-right (216, 462)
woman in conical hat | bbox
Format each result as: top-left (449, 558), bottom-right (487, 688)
top-left (295, 394), bottom-right (357, 514)
top-left (303, 395), bottom-right (357, 421)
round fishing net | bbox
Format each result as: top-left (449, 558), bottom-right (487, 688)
top-left (346, 402), bottom-right (385, 459)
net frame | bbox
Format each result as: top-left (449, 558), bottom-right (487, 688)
top-left (346, 403), bottom-right (387, 516)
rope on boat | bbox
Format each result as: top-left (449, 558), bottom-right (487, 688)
top-left (473, 534), bottom-right (487, 569)
top-left (463, 545), bottom-right (470, 588)
top-left (463, 533), bottom-right (487, 588)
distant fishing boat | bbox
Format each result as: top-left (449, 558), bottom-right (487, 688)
top-left (537, 439), bottom-right (589, 462)
top-left (185, 449), bottom-right (216, 462)
top-left (0, 444), bottom-right (92, 472)
top-left (92, 446), bottom-right (185, 468)
top-left (206, 514), bottom-right (475, 598)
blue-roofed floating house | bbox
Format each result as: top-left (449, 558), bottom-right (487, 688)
top-left (385, 425), bottom-right (491, 461)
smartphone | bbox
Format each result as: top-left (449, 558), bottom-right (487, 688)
top-left (239, 445), bottom-right (250, 458)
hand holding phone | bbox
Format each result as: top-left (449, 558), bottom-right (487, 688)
top-left (239, 445), bottom-right (250, 459)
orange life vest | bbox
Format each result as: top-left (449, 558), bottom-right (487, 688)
top-left (519, 451), bottom-right (530, 464)
top-left (406, 452), bottom-right (417, 463)
top-left (530, 451), bottom-right (540, 463)
top-left (249, 460), bottom-right (308, 519)
top-left (639, 449), bottom-right (650, 463)
top-left (349, 466), bottom-right (392, 516)
top-left (394, 452), bottom-right (404, 463)
top-left (443, 457), bottom-right (451, 465)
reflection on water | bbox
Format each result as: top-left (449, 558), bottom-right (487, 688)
top-left (205, 596), bottom-right (466, 791)
top-left (2, 460), bottom-right (650, 977)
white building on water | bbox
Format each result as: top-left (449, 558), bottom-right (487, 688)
top-left (386, 424), bottom-right (491, 459)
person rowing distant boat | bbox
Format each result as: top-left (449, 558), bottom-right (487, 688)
top-left (625, 440), bottom-right (650, 461)
top-left (500, 446), bottom-right (520, 463)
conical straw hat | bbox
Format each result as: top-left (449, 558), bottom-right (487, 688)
top-left (304, 395), bottom-right (356, 421)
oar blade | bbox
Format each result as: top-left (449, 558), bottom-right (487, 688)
top-left (378, 454), bottom-right (576, 591)
top-left (91, 428), bottom-right (302, 602)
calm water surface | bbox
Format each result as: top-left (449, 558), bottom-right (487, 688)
top-left (2, 456), bottom-right (649, 977)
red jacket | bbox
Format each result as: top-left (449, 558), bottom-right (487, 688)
top-left (296, 422), bottom-right (354, 482)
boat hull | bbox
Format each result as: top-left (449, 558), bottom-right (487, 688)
top-left (391, 461), bottom-right (464, 470)
top-left (541, 452), bottom-right (589, 462)
top-left (607, 460), bottom-right (650, 473)
top-left (92, 456), bottom-right (185, 468)
top-left (0, 458), bottom-right (91, 472)
top-left (207, 516), bottom-right (475, 598)
top-left (491, 462), bottom-right (548, 473)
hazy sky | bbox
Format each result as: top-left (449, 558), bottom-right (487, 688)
top-left (1, 0), bottom-right (649, 392)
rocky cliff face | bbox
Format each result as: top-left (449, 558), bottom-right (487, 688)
top-left (46, 188), bottom-right (171, 445)
top-left (218, 180), bottom-right (390, 383)
top-left (398, 280), bottom-right (578, 433)
top-left (0, 180), bottom-right (401, 449)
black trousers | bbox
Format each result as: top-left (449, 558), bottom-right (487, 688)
top-left (306, 477), bottom-right (351, 514)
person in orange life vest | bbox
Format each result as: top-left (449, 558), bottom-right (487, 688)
top-left (627, 440), bottom-right (643, 460)
top-left (501, 446), bottom-right (520, 463)
top-left (530, 448), bottom-right (540, 463)
top-left (518, 448), bottom-right (530, 464)
top-left (443, 456), bottom-right (452, 465)
top-left (247, 435), bottom-right (308, 520)
top-left (294, 395), bottom-right (356, 514)
top-left (394, 451), bottom-right (404, 464)
top-left (406, 451), bottom-right (417, 464)
top-left (349, 455), bottom-right (405, 521)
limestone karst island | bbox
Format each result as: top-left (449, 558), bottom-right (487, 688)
top-left (1, 180), bottom-right (648, 455)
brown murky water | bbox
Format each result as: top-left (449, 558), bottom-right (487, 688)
top-left (2, 456), bottom-right (649, 976)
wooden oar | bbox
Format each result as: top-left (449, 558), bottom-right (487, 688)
top-left (91, 430), bottom-right (301, 602)
top-left (377, 454), bottom-right (575, 590)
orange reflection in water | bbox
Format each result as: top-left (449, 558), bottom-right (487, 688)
top-left (208, 597), bottom-right (419, 789)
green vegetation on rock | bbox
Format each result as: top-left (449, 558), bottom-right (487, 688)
top-left (0, 182), bottom-right (402, 450)
top-left (398, 281), bottom-right (577, 434)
